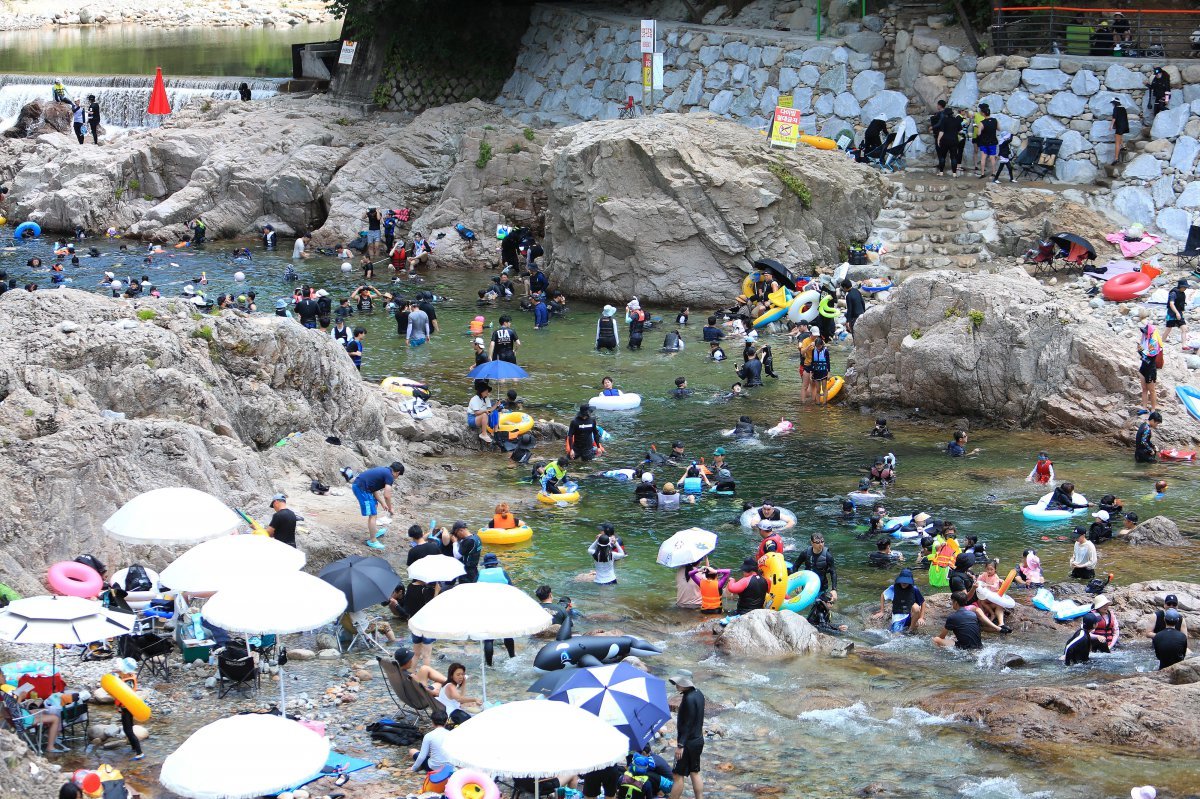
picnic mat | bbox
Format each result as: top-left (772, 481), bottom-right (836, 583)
top-left (1083, 260), bottom-right (1141, 281)
top-left (1105, 232), bottom-right (1161, 258)
top-left (276, 752), bottom-right (375, 793)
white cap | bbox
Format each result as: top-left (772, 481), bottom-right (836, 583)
top-left (641, 472), bottom-right (653, 483)
top-left (1092, 510), bottom-right (1109, 522)
top-left (317, 289), bottom-right (329, 297)
top-left (473, 337), bottom-right (485, 346)
top-left (1131, 788), bottom-right (1156, 799)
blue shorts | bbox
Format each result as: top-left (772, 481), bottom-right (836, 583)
top-left (979, 144), bottom-right (998, 156)
top-left (366, 230), bottom-right (381, 243)
top-left (352, 483), bottom-right (377, 517)
top-left (411, 633), bottom-right (436, 645)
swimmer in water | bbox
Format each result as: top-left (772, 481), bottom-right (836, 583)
top-left (732, 415), bottom-right (755, 438)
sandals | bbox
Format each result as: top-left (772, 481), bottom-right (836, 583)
top-left (334, 774), bottom-right (350, 787)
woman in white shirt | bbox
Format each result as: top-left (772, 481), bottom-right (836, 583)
top-left (588, 528), bottom-right (626, 585)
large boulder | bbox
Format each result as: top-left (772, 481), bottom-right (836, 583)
top-left (714, 609), bottom-right (850, 656)
top-left (1110, 580), bottom-right (1200, 640)
top-left (846, 268), bottom-right (1200, 444)
top-left (541, 113), bottom-right (887, 304)
top-left (1124, 516), bottom-right (1189, 548)
top-left (3, 100), bottom-right (74, 139)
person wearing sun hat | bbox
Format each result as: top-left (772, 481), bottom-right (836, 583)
top-left (1089, 594), bottom-right (1120, 652)
top-left (668, 669), bottom-right (705, 799)
top-left (596, 304), bottom-right (619, 351)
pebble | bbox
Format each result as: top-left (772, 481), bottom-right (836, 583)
top-left (316, 649), bottom-right (341, 660)
top-left (287, 648), bottom-right (316, 661)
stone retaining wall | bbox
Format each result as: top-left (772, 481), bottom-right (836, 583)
top-left (496, 2), bottom-right (903, 138)
top-left (896, 28), bottom-right (1200, 239)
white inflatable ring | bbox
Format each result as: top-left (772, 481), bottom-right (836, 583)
top-left (589, 393), bottom-right (642, 411)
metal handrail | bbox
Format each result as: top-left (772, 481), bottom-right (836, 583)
top-left (991, 6), bottom-right (1200, 58)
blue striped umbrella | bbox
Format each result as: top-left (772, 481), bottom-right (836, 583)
top-left (545, 663), bottom-right (670, 750)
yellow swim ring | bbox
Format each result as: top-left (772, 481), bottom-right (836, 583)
top-left (537, 490), bottom-right (580, 504)
top-left (496, 412), bottom-right (534, 436)
top-left (477, 525), bottom-right (534, 545)
top-left (759, 552), bottom-right (789, 610)
top-left (817, 375), bottom-right (844, 404)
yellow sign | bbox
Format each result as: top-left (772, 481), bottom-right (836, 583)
top-left (770, 106), bottom-right (801, 149)
top-left (778, 94), bottom-right (793, 108)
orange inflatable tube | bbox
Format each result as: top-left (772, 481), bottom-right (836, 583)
top-left (100, 673), bottom-right (151, 722)
top-left (998, 568), bottom-right (1016, 596)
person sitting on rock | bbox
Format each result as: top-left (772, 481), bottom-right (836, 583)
top-left (871, 567), bottom-right (924, 632)
top-left (807, 591), bottom-right (847, 634)
top-left (1089, 595), bottom-right (1120, 652)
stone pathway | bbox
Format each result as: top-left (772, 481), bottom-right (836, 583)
top-left (869, 170), bottom-right (998, 272)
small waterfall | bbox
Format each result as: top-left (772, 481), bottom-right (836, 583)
top-left (0, 74), bottom-right (284, 130)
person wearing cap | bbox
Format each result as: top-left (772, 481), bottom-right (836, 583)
top-left (726, 557), bottom-right (768, 614)
top-left (1025, 451), bottom-right (1054, 484)
top-left (1088, 509), bottom-right (1113, 544)
top-left (314, 288), bottom-right (331, 329)
top-left (532, 292), bottom-right (550, 329)
top-left (1063, 612), bottom-right (1097, 666)
top-left (392, 645), bottom-right (447, 694)
top-left (1109, 98), bottom-right (1130, 166)
top-left (352, 461), bottom-right (404, 547)
top-left (1164, 278), bottom-right (1189, 345)
top-left (596, 304), bottom-right (620, 351)
top-left (588, 526), bottom-right (626, 585)
top-left (1135, 411), bottom-right (1161, 463)
top-left (667, 669), bottom-right (705, 799)
top-left (1069, 527), bottom-right (1098, 580)
top-left (665, 441), bottom-right (687, 465)
top-left (755, 520), bottom-right (784, 561)
top-left (1118, 511), bottom-right (1139, 538)
top-left (265, 493), bottom-right (298, 548)
top-left (626, 298), bottom-right (647, 350)
top-left (488, 314), bottom-right (520, 364)
top-left (1089, 594), bottom-right (1120, 652)
top-left (793, 533), bottom-right (837, 602)
top-left (636, 471), bottom-right (659, 506)
top-left (1152, 609), bottom-right (1189, 670)
top-left (1137, 321), bottom-right (1163, 413)
top-left (1149, 594), bottom-right (1189, 638)
top-left (330, 316), bottom-right (352, 346)
top-left (1148, 66), bottom-right (1171, 116)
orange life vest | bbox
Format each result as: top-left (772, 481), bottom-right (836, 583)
top-left (699, 577), bottom-right (722, 611)
top-left (492, 513), bottom-right (517, 530)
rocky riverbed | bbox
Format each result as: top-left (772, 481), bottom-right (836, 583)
top-left (0, 0), bottom-right (336, 31)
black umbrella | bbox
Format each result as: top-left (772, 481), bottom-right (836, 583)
top-left (317, 555), bottom-right (400, 612)
top-left (1049, 233), bottom-right (1096, 259)
top-left (753, 258), bottom-right (801, 289)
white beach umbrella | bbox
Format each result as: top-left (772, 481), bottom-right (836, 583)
top-left (160, 535), bottom-right (305, 593)
top-left (202, 571), bottom-right (347, 711)
top-left (103, 487), bottom-right (245, 546)
top-left (443, 700), bottom-right (627, 798)
top-left (159, 713), bottom-right (329, 799)
top-left (408, 583), bottom-right (551, 703)
top-left (406, 554), bottom-right (465, 584)
top-left (656, 527), bottom-right (718, 568)
top-left (0, 595), bottom-right (136, 671)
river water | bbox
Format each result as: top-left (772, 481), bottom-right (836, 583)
top-left (4, 238), bottom-right (1197, 798)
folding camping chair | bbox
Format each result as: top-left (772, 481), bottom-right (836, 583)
top-left (1, 687), bottom-right (45, 751)
top-left (1013, 136), bottom-right (1045, 179)
top-left (1024, 240), bottom-right (1058, 276)
top-left (58, 697), bottom-right (90, 747)
top-left (215, 638), bottom-right (259, 698)
top-left (338, 612), bottom-right (388, 654)
top-left (1177, 224), bottom-right (1200, 272)
top-left (376, 655), bottom-right (439, 726)
top-left (1023, 137), bottom-right (1061, 181)
top-left (880, 134), bottom-right (919, 172)
top-left (1061, 241), bottom-right (1095, 266)
top-left (118, 621), bottom-right (174, 681)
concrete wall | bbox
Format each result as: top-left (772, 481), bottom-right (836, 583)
top-left (495, 3), bottom-right (907, 141)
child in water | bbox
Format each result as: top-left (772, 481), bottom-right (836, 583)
top-left (600, 376), bottom-right (620, 396)
top-left (1016, 549), bottom-right (1044, 590)
top-left (869, 418), bottom-right (893, 439)
top-left (709, 341), bottom-right (726, 361)
top-left (1025, 451), bottom-right (1054, 484)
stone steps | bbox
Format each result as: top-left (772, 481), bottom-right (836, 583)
top-left (867, 173), bottom-right (997, 273)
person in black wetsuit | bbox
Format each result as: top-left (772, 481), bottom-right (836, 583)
top-left (1063, 612), bottom-right (1097, 666)
top-left (1046, 481), bottom-right (1088, 511)
top-left (792, 533), bottom-right (837, 602)
top-left (669, 669), bottom-right (705, 799)
top-left (1135, 411), bottom-right (1160, 463)
top-left (567, 404), bottom-right (602, 461)
top-left (670, 377), bottom-right (693, 398)
top-left (737, 350), bottom-right (763, 387)
top-left (732, 416), bottom-right (755, 438)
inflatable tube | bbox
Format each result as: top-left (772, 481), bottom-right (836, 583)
top-left (537, 490), bottom-right (580, 504)
top-left (100, 674), bottom-right (151, 722)
top-left (861, 279), bottom-right (893, 293)
top-left (739, 506), bottom-right (798, 529)
top-left (477, 525), bottom-right (533, 545)
top-left (976, 584), bottom-right (1016, 610)
top-left (47, 561), bottom-right (103, 598)
top-left (380, 376), bottom-right (429, 397)
top-left (766, 287), bottom-right (791, 307)
top-left (13, 222), bottom-right (41, 239)
top-left (741, 272), bottom-right (770, 299)
top-left (847, 488), bottom-right (884, 506)
top-left (817, 376), bottom-right (844, 404)
top-left (589, 393), bottom-right (641, 411)
top-left (787, 290), bottom-right (822, 324)
top-left (818, 295), bottom-right (838, 319)
top-left (444, 769), bottom-right (500, 799)
top-left (999, 569), bottom-right (1017, 595)
top-left (780, 570), bottom-right (821, 613)
top-left (682, 477), bottom-right (703, 495)
top-left (752, 305), bottom-right (788, 329)
top-left (601, 468), bottom-right (638, 481)
top-left (1032, 588), bottom-right (1056, 612)
top-left (1176, 385), bottom-right (1200, 423)
top-left (708, 486), bottom-right (736, 496)
top-left (881, 515), bottom-right (912, 534)
top-left (533, 632), bottom-right (663, 671)
top-left (398, 398), bottom-right (432, 420)
top-left (1021, 491), bottom-right (1088, 522)
top-left (799, 135), bottom-right (838, 150)
top-left (1102, 271), bottom-right (1153, 301)
top-left (496, 412), bottom-right (534, 436)
top-left (759, 552), bottom-right (788, 610)
top-left (1159, 448), bottom-right (1196, 462)
top-left (1053, 599), bottom-right (1093, 622)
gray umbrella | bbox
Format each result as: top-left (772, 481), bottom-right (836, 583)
top-left (317, 555), bottom-right (400, 612)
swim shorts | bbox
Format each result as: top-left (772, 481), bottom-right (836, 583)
top-left (353, 483), bottom-right (377, 517)
top-left (979, 145), bottom-right (998, 156)
top-left (672, 742), bottom-right (703, 776)
top-left (365, 230), bottom-right (381, 243)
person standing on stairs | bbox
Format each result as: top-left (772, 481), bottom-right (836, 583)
top-left (975, 104), bottom-right (998, 180)
top-left (1110, 98), bottom-right (1130, 166)
top-left (934, 102), bottom-right (959, 177)
top-left (953, 108), bottom-right (971, 178)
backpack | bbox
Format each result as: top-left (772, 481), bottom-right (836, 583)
top-left (616, 773), bottom-right (648, 799)
top-left (123, 564), bottom-right (152, 592)
top-left (455, 223), bottom-right (477, 241)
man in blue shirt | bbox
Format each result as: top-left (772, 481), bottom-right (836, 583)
top-left (946, 430), bottom-right (979, 457)
top-left (352, 461), bottom-right (404, 549)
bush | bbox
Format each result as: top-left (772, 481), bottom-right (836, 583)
top-left (475, 139), bottom-right (493, 169)
top-left (136, 309), bottom-right (157, 321)
top-left (507, 142), bottom-right (522, 154)
top-left (523, 127), bottom-right (535, 141)
top-left (767, 163), bottom-right (812, 208)
top-left (910, 328), bottom-right (922, 340)
top-left (192, 325), bottom-right (213, 342)
top-left (968, 309), bottom-right (985, 329)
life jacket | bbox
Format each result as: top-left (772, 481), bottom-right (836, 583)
top-left (545, 461), bottom-right (566, 482)
top-left (492, 513), bottom-right (517, 530)
top-left (616, 771), bottom-right (648, 799)
top-left (891, 583), bottom-right (917, 615)
top-left (663, 331), bottom-right (681, 350)
top-left (1093, 610), bottom-right (1119, 649)
top-left (470, 319), bottom-right (484, 334)
top-left (931, 541), bottom-right (959, 568)
top-left (629, 309), bottom-right (646, 334)
top-left (1034, 459), bottom-right (1052, 483)
top-left (597, 316), bottom-right (617, 341)
top-left (699, 577), bottom-right (722, 611)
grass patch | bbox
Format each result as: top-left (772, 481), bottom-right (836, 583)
top-left (597, 195), bottom-right (610, 204)
top-left (968, 309), bottom-right (985, 329)
top-left (523, 127), bottom-right (536, 141)
top-left (767, 162), bottom-right (812, 208)
top-left (910, 328), bottom-right (922, 340)
top-left (136, 309), bottom-right (157, 321)
top-left (475, 139), bottom-right (493, 169)
top-left (23, 408), bottom-right (34, 417)
top-left (192, 325), bottom-right (214, 342)
top-left (335, 117), bottom-right (353, 126)
top-left (944, 307), bottom-right (960, 319)
top-left (507, 142), bottom-right (522, 154)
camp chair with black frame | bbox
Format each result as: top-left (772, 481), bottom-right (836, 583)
top-left (1025, 137), bottom-right (1062, 181)
top-left (118, 620), bottom-right (174, 681)
top-left (216, 638), bottom-right (259, 698)
top-left (881, 133), bottom-right (920, 172)
top-left (1, 687), bottom-right (45, 751)
top-left (1013, 135), bottom-right (1045, 180)
top-left (1177, 224), bottom-right (1200, 272)
top-left (58, 696), bottom-right (90, 747)
top-left (376, 655), bottom-right (438, 726)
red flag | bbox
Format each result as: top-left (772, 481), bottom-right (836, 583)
top-left (147, 67), bottom-right (171, 115)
